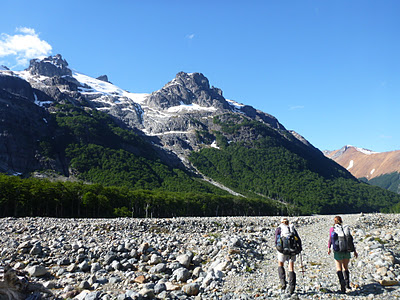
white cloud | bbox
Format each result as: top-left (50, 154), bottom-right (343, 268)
top-left (0, 27), bottom-right (52, 67)
top-left (379, 134), bottom-right (392, 139)
top-left (289, 105), bottom-right (304, 110)
top-left (186, 34), bottom-right (195, 40)
top-left (17, 27), bottom-right (36, 35)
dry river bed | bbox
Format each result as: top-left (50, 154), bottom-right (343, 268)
top-left (1, 213), bottom-right (400, 299)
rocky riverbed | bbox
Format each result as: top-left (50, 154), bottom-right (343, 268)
top-left (1, 213), bottom-right (400, 299)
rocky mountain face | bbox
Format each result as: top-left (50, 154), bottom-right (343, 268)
top-left (324, 146), bottom-right (400, 180)
top-left (0, 71), bottom-right (66, 175)
top-left (0, 54), bottom-right (311, 177)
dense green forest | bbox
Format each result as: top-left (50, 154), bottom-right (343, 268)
top-left (190, 115), bottom-right (400, 215)
top-left (0, 104), bottom-right (290, 218)
top-left (360, 172), bottom-right (400, 195)
top-left (1, 105), bottom-right (399, 217)
top-left (0, 174), bottom-right (289, 218)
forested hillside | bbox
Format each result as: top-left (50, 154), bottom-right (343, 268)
top-left (0, 104), bottom-right (288, 218)
top-left (46, 103), bottom-right (223, 194)
top-left (190, 114), bottom-right (400, 214)
top-left (360, 172), bottom-right (400, 194)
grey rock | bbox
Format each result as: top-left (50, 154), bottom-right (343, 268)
top-left (176, 253), bottom-right (191, 268)
top-left (91, 262), bottom-right (101, 273)
top-left (149, 253), bottom-right (162, 265)
top-left (79, 280), bottom-right (91, 289)
top-left (29, 243), bottom-right (42, 255)
top-left (149, 263), bottom-right (167, 274)
top-left (109, 276), bottom-right (122, 284)
top-left (154, 282), bottom-right (167, 294)
top-left (79, 261), bottom-right (91, 272)
top-left (57, 257), bottom-right (70, 266)
top-left (85, 291), bottom-right (102, 300)
top-left (26, 265), bottom-right (48, 277)
top-left (173, 267), bottom-right (190, 282)
top-left (138, 287), bottom-right (155, 298)
top-left (66, 263), bottom-right (77, 272)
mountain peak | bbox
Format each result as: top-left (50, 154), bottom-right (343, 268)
top-left (324, 145), bottom-right (379, 159)
top-left (27, 54), bottom-right (72, 77)
top-left (96, 75), bottom-right (111, 83)
top-left (174, 72), bottom-right (211, 90)
top-left (147, 71), bottom-right (229, 110)
top-left (343, 145), bottom-right (378, 155)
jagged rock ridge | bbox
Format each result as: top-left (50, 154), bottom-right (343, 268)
top-left (0, 54), bottom-right (317, 177)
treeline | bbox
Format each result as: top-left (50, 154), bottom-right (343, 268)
top-left (0, 174), bottom-right (290, 218)
top-left (190, 115), bottom-right (400, 215)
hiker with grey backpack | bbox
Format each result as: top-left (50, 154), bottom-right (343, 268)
top-left (328, 215), bottom-right (358, 294)
top-left (275, 217), bottom-right (302, 295)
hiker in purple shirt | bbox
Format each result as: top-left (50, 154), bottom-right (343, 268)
top-left (328, 216), bottom-right (358, 293)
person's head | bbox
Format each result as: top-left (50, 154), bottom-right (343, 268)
top-left (334, 216), bottom-right (343, 225)
top-left (281, 217), bottom-right (289, 225)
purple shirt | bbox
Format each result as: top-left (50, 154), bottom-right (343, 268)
top-left (328, 227), bottom-right (334, 249)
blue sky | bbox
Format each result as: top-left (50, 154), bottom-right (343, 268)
top-left (1, 1), bottom-right (399, 153)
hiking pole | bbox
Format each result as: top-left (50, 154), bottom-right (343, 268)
top-left (299, 252), bottom-right (306, 292)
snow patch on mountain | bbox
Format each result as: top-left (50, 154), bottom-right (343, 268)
top-left (33, 92), bottom-right (53, 107)
top-left (143, 130), bottom-right (191, 136)
top-left (72, 71), bottom-right (148, 105)
top-left (17, 70), bottom-right (43, 82)
top-left (167, 102), bottom-right (217, 113)
top-left (347, 160), bottom-right (354, 170)
top-left (226, 99), bottom-right (245, 112)
top-left (211, 141), bottom-right (220, 149)
top-left (346, 145), bottom-right (378, 155)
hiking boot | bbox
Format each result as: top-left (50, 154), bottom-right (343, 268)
top-left (278, 266), bottom-right (287, 290)
top-left (344, 270), bottom-right (351, 289)
top-left (337, 271), bottom-right (346, 294)
top-left (288, 271), bottom-right (296, 294)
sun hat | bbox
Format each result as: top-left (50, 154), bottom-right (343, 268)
top-left (281, 217), bottom-right (289, 223)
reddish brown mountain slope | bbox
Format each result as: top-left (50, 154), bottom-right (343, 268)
top-left (324, 146), bottom-right (400, 179)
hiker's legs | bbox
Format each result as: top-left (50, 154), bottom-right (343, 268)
top-left (278, 265), bottom-right (286, 290)
top-left (335, 259), bottom-right (343, 271)
top-left (288, 260), bottom-right (295, 272)
top-left (277, 255), bottom-right (287, 290)
top-left (288, 256), bottom-right (296, 294)
top-left (342, 259), bottom-right (351, 288)
top-left (342, 258), bottom-right (350, 271)
top-left (278, 254), bottom-right (297, 293)
top-left (335, 259), bottom-right (346, 293)
top-left (288, 270), bottom-right (296, 294)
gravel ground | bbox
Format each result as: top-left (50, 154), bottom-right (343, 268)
top-left (1, 213), bottom-right (400, 299)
